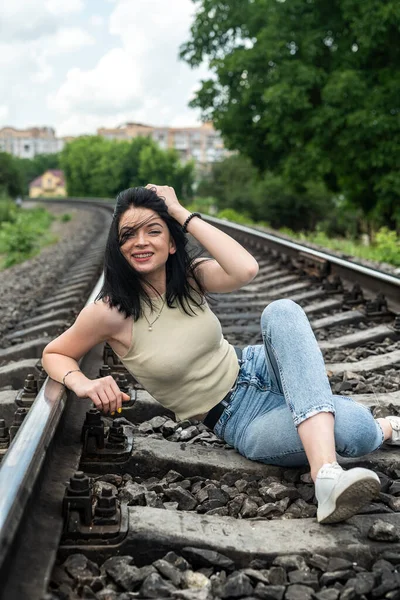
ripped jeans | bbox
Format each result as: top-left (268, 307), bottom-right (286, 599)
top-left (214, 299), bottom-right (384, 467)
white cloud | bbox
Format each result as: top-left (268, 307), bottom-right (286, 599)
top-left (50, 0), bottom-right (211, 134)
top-left (45, 0), bottom-right (85, 15)
top-left (89, 15), bottom-right (105, 28)
top-left (48, 48), bottom-right (143, 119)
top-left (0, 105), bottom-right (9, 122)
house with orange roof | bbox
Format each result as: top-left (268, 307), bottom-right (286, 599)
top-left (29, 169), bottom-right (66, 198)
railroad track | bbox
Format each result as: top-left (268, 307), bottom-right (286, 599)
top-left (0, 200), bottom-right (399, 600)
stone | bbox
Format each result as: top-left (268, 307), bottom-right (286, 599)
top-left (153, 559), bottom-right (182, 586)
top-left (313, 590), bottom-right (340, 600)
top-left (368, 520), bottom-right (400, 542)
top-left (140, 573), bottom-right (176, 598)
top-left (182, 547), bottom-right (234, 571)
top-left (388, 481), bottom-right (400, 496)
top-left (164, 501), bottom-right (179, 510)
top-left (63, 553), bottom-right (99, 583)
top-left (119, 482), bottom-right (146, 505)
top-left (102, 556), bottom-right (143, 591)
top-left (208, 486), bottom-right (229, 503)
top-left (327, 558), bottom-right (354, 572)
top-left (144, 491), bottom-right (165, 509)
top-left (389, 497), bottom-right (400, 512)
top-left (96, 589), bottom-right (119, 600)
top-left (254, 583), bottom-right (285, 600)
top-left (300, 472), bottom-right (313, 484)
top-left (283, 499), bottom-right (317, 519)
top-left (183, 570), bottom-right (210, 589)
top-left (138, 421), bottom-right (154, 434)
top-left (273, 555), bottom-right (309, 572)
top-left (228, 495), bottom-right (245, 517)
top-left (149, 416), bottom-right (167, 430)
top-left (319, 570), bottom-right (355, 587)
top-left (267, 567), bottom-right (287, 586)
top-left (164, 486), bottom-right (197, 510)
top-left (163, 419), bottom-right (178, 436)
top-left (206, 506), bottom-right (229, 516)
top-left (285, 584), bottom-right (314, 600)
top-left (163, 551), bottom-right (190, 571)
top-left (297, 484), bottom-right (315, 503)
top-left (235, 479), bottom-right (249, 493)
top-left (94, 473), bottom-right (122, 487)
top-left (198, 499), bottom-right (226, 513)
top-left (343, 572), bottom-right (375, 595)
top-left (242, 569), bottom-right (270, 585)
top-left (307, 554), bottom-right (329, 571)
top-left (179, 425), bottom-right (199, 440)
top-left (241, 497), bottom-right (259, 518)
top-left (219, 572), bottom-right (254, 598)
top-left (288, 570), bottom-right (319, 590)
top-left (165, 470), bottom-right (183, 483)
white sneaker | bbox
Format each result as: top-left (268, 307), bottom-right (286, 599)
top-left (315, 462), bottom-right (381, 524)
top-left (385, 416), bottom-right (400, 445)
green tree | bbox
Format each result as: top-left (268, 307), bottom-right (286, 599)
top-left (60, 135), bottom-right (195, 199)
top-left (0, 152), bottom-right (23, 197)
top-left (15, 153), bottom-right (61, 194)
top-left (181, 0), bottom-right (400, 231)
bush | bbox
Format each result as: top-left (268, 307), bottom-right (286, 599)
top-left (0, 207), bottom-right (55, 268)
top-left (217, 208), bottom-right (254, 225)
top-left (375, 228), bottom-right (400, 265)
top-left (0, 194), bottom-right (16, 224)
top-left (60, 213), bottom-right (72, 222)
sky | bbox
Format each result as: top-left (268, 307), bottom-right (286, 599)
top-left (0, 0), bottom-right (211, 137)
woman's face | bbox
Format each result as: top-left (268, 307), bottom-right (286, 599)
top-left (118, 207), bottom-right (176, 280)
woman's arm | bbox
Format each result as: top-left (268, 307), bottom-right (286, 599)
top-left (42, 301), bottom-right (130, 414)
top-left (146, 184), bottom-right (259, 293)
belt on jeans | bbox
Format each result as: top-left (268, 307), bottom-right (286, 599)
top-left (203, 346), bottom-right (242, 431)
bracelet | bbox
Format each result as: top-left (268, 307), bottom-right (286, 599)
top-left (62, 369), bottom-right (81, 386)
top-left (182, 212), bottom-right (202, 233)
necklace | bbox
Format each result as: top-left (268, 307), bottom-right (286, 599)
top-left (143, 297), bottom-right (166, 331)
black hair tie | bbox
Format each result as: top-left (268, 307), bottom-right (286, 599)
top-left (182, 212), bottom-right (202, 233)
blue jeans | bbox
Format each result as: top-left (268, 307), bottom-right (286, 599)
top-left (215, 299), bottom-right (384, 467)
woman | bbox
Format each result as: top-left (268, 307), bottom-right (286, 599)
top-left (42, 184), bottom-right (400, 524)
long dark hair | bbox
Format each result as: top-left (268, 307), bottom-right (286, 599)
top-left (96, 187), bottom-right (207, 319)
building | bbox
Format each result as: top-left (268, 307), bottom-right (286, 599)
top-left (0, 126), bottom-right (64, 159)
top-left (29, 169), bottom-right (66, 198)
top-left (97, 121), bottom-right (228, 170)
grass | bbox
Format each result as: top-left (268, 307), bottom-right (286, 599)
top-left (0, 198), bottom-right (59, 269)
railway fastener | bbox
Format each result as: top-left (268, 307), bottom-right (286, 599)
top-left (14, 374), bottom-right (38, 408)
top-left (322, 274), bottom-right (343, 293)
top-left (9, 407), bottom-right (28, 441)
top-left (62, 471), bottom-right (92, 527)
top-left (365, 293), bottom-right (390, 318)
top-left (81, 418), bottom-right (133, 464)
top-left (0, 419), bottom-right (10, 460)
top-left (94, 487), bottom-right (118, 523)
top-left (81, 408), bottom-right (105, 450)
top-left (342, 283), bottom-right (365, 306)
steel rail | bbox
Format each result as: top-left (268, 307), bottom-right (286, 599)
top-left (205, 216), bottom-right (400, 310)
top-left (0, 274), bottom-right (104, 570)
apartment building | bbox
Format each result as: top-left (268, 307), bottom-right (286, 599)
top-left (97, 121), bottom-right (228, 169)
top-left (0, 126), bottom-right (64, 159)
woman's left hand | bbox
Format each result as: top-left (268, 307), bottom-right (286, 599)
top-left (145, 184), bottom-right (183, 218)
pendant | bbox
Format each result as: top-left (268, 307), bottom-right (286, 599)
top-left (148, 326), bottom-right (153, 331)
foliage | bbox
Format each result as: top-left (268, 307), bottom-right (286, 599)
top-left (0, 152), bottom-right (24, 197)
top-left (217, 208), bottom-right (254, 224)
top-left (60, 136), bottom-right (195, 200)
top-left (197, 154), bottom-right (335, 231)
top-left (0, 194), bottom-right (16, 224)
top-left (60, 213), bottom-right (72, 222)
top-left (181, 0), bottom-right (400, 231)
top-left (277, 227), bottom-right (400, 267)
top-left (13, 153), bottom-right (61, 195)
top-left (0, 206), bottom-right (56, 268)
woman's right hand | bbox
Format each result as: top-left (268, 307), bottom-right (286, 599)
top-left (71, 373), bottom-right (131, 414)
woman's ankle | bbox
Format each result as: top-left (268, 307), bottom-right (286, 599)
top-left (376, 417), bottom-right (392, 441)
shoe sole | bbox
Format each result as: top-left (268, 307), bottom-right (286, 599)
top-left (318, 478), bottom-right (381, 524)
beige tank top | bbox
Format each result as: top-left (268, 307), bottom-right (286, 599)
top-left (115, 295), bottom-right (239, 421)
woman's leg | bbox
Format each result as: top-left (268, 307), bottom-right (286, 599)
top-left (259, 299), bottom-right (382, 522)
